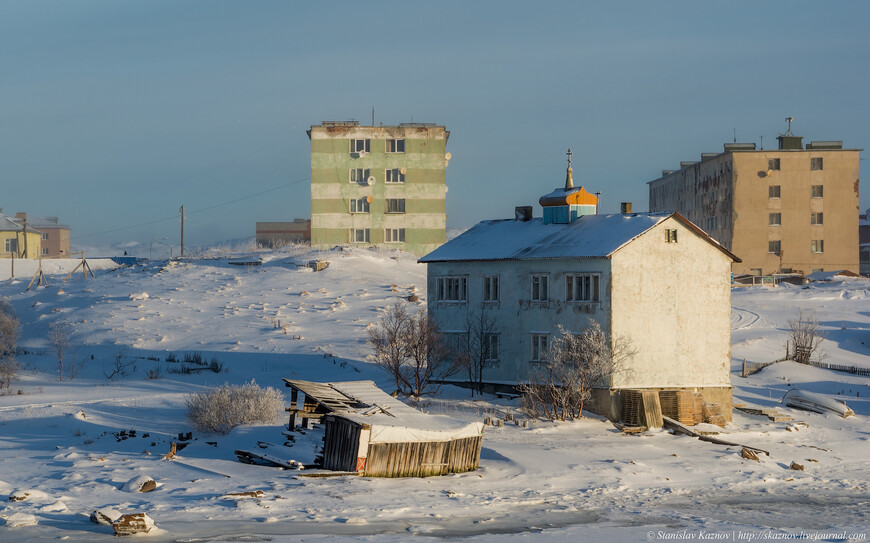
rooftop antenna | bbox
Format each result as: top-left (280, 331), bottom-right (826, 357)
top-left (595, 190), bottom-right (602, 215)
top-left (733, 128), bottom-right (737, 143)
top-left (565, 148), bottom-right (574, 189)
top-left (371, 107), bottom-right (374, 126)
top-left (784, 116), bottom-right (794, 136)
top-left (760, 135), bottom-right (764, 150)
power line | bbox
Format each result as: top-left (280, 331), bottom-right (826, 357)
top-left (72, 176), bottom-right (309, 241)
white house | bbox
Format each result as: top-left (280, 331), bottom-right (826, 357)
top-left (419, 159), bottom-right (740, 421)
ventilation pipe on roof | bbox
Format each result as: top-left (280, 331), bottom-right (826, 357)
top-left (515, 206), bottom-right (533, 221)
top-left (621, 202), bottom-right (633, 215)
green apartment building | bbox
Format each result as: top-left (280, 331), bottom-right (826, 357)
top-left (307, 121), bottom-right (449, 256)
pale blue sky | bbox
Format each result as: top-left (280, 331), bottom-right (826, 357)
top-left (2, 1), bottom-right (868, 252)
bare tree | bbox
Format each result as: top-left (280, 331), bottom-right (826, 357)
top-left (519, 320), bottom-right (635, 421)
top-left (368, 303), bottom-right (458, 398)
top-left (48, 321), bottom-right (73, 381)
top-left (0, 298), bottom-right (19, 390)
top-left (787, 309), bottom-right (826, 364)
top-left (452, 308), bottom-right (497, 397)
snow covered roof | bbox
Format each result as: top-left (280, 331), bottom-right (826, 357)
top-left (0, 213), bottom-right (42, 234)
top-left (806, 270), bottom-right (865, 282)
top-left (420, 212), bottom-right (739, 263)
top-left (283, 379), bottom-right (483, 440)
top-left (11, 214), bottom-right (69, 229)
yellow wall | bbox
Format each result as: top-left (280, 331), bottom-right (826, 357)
top-left (0, 231), bottom-right (43, 258)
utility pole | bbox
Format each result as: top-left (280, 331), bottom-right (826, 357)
top-left (180, 205), bottom-right (185, 258)
top-left (22, 217), bottom-right (28, 259)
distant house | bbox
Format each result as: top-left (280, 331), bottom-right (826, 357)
top-left (12, 213), bottom-right (70, 258)
top-left (283, 379), bottom-right (483, 477)
top-left (420, 155), bottom-right (740, 422)
top-left (0, 213), bottom-right (43, 259)
top-left (255, 219), bottom-right (310, 247)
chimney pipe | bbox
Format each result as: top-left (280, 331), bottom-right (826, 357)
top-left (621, 202), bottom-right (633, 214)
top-left (515, 206), bottom-right (533, 221)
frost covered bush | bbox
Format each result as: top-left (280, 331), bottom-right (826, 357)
top-left (185, 380), bottom-right (284, 434)
top-left (0, 298), bottom-right (20, 390)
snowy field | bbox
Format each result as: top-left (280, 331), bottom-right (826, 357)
top-left (0, 246), bottom-right (868, 542)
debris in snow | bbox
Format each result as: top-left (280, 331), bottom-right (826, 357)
top-left (129, 292), bottom-right (150, 301)
top-left (224, 490), bottom-right (264, 499)
top-left (790, 461), bottom-right (805, 471)
top-left (112, 513), bottom-right (155, 536)
top-left (122, 476), bottom-right (156, 493)
top-left (741, 448), bottom-right (760, 461)
top-left (90, 508), bottom-right (122, 526)
top-left (71, 410), bottom-right (87, 420)
top-left (8, 491), bottom-right (30, 502)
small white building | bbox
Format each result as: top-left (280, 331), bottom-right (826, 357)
top-left (420, 157), bottom-right (740, 421)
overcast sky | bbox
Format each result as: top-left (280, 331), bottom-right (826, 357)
top-left (2, 1), bottom-right (868, 254)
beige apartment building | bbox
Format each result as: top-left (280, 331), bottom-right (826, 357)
top-left (13, 213), bottom-right (70, 258)
top-left (307, 121), bottom-right (449, 256)
top-left (648, 133), bottom-right (861, 276)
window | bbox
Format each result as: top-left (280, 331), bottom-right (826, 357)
top-left (385, 139), bottom-right (405, 153)
top-left (483, 334), bottom-right (499, 367)
top-left (665, 229), bottom-right (678, 243)
top-left (769, 213), bottom-right (781, 226)
top-left (384, 228), bottom-right (405, 243)
top-left (811, 157), bottom-right (823, 171)
top-left (350, 228), bottom-right (370, 243)
top-left (750, 268), bottom-right (762, 276)
top-left (349, 197), bottom-right (370, 213)
top-left (483, 275), bottom-right (499, 302)
top-left (811, 239), bottom-right (824, 253)
top-left (4, 239), bottom-right (17, 253)
top-left (566, 274), bottom-right (600, 302)
top-left (42, 247), bottom-right (49, 256)
top-left (41, 232), bottom-right (49, 240)
top-left (530, 334), bottom-right (549, 363)
top-left (350, 168), bottom-right (371, 184)
top-left (811, 212), bottom-right (823, 225)
top-left (769, 185), bottom-right (781, 198)
top-left (531, 274), bottom-right (548, 301)
top-left (768, 158), bottom-right (781, 171)
top-left (385, 168), bottom-right (405, 183)
top-left (386, 198), bottom-right (406, 213)
top-left (436, 276), bottom-right (467, 302)
top-left (768, 240), bottom-right (781, 255)
top-left (811, 185), bottom-right (823, 198)
top-left (350, 139), bottom-right (370, 154)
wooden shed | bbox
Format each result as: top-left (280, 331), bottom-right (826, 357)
top-left (283, 379), bottom-right (484, 477)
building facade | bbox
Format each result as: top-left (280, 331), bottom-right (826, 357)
top-left (256, 219), bottom-right (310, 247)
top-left (421, 164), bottom-right (737, 422)
top-left (13, 213), bottom-right (70, 258)
top-left (308, 121), bottom-right (449, 256)
top-left (0, 213), bottom-right (43, 259)
top-left (648, 133), bottom-right (861, 276)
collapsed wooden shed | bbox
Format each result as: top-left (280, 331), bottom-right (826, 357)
top-left (283, 379), bottom-right (484, 477)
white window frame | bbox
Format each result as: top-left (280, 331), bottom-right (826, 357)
top-left (349, 228), bottom-right (370, 243)
top-left (41, 232), bottom-right (49, 240)
top-left (350, 168), bottom-right (371, 184)
top-left (811, 239), bottom-right (824, 254)
top-left (482, 275), bottom-right (499, 303)
top-left (566, 273), bottom-right (600, 302)
top-left (42, 247), bottom-right (49, 256)
top-left (530, 333), bottom-right (549, 363)
top-left (385, 168), bottom-right (405, 183)
top-left (385, 198), bottom-right (406, 214)
top-left (531, 274), bottom-right (548, 302)
top-left (384, 228), bottom-right (405, 243)
top-left (350, 139), bottom-right (370, 153)
top-left (436, 276), bottom-right (467, 302)
top-left (385, 139), bottom-right (405, 153)
top-left (483, 333), bottom-right (499, 367)
top-left (769, 213), bottom-right (781, 226)
top-left (349, 197), bottom-right (370, 214)
top-left (665, 229), bottom-right (678, 243)
top-left (5, 238), bottom-right (17, 253)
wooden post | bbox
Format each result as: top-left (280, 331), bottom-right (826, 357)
top-left (180, 205), bottom-right (185, 258)
top-left (288, 388), bottom-right (298, 430)
top-left (742, 359), bottom-right (746, 378)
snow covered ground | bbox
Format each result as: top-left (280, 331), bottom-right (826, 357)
top-left (0, 246), bottom-right (868, 542)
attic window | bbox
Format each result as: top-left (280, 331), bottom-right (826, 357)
top-left (665, 229), bottom-right (678, 243)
